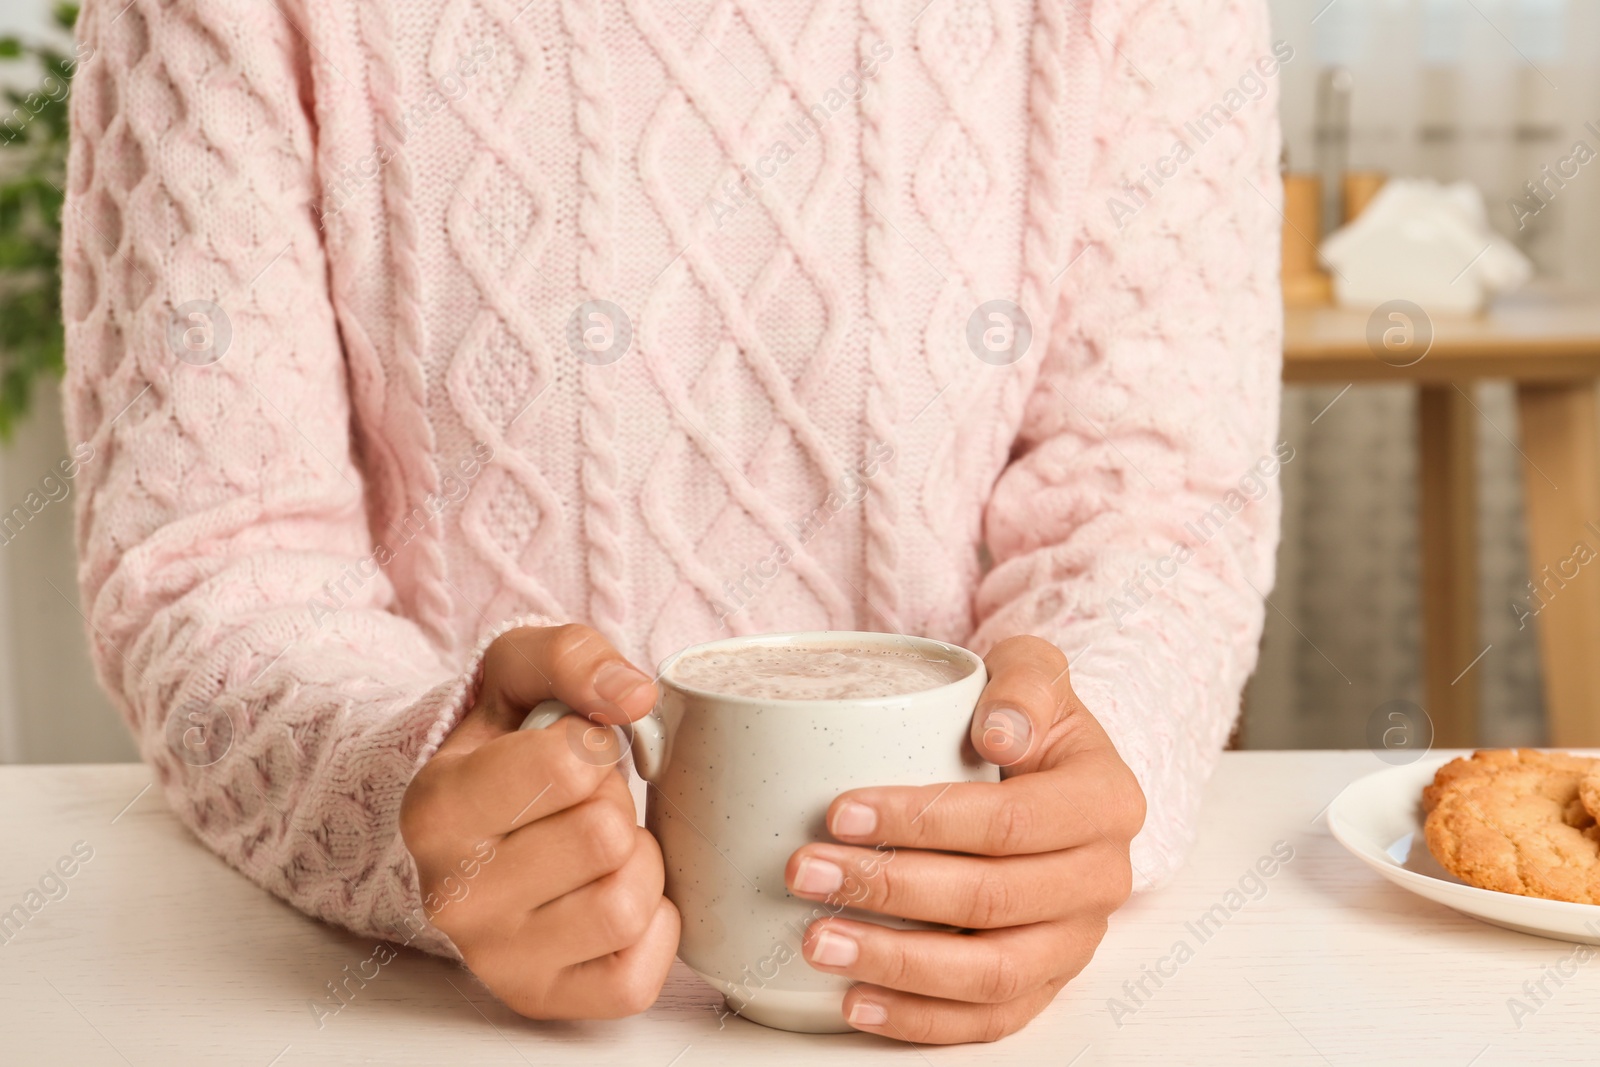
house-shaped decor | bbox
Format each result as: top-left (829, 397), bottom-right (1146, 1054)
top-left (1320, 179), bottom-right (1531, 314)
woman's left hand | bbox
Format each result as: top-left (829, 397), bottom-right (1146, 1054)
top-left (783, 635), bottom-right (1146, 1044)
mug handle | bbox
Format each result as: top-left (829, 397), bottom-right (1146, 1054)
top-left (519, 700), bottom-right (669, 782)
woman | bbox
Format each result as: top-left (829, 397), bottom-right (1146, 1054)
top-left (62, 0), bottom-right (1282, 1044)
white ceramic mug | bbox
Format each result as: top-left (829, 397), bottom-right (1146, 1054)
top-left (521, 630), bottom-right (997, 1033)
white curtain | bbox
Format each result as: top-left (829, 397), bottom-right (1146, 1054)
top-left (1248, 0), bottom-right (1600, 747)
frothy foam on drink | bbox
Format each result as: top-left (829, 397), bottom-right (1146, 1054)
top-left (667, 643), bottom-right (970, 700)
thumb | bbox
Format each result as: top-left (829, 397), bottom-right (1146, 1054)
top-left (449, 625), bottom-right (657, 754)
top-left (970, 635), bottom-right (1078, 774)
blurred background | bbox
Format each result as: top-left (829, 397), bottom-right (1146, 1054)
top-left (0, 2), bottom-right (124, 762)
top-left (1249, 0), bottom-right (1600, 750)
top-left (1, 0), bottom-right (1597, 763)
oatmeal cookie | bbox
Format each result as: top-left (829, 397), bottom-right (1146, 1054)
top-left (1581, 765), bottom-right (1600, 826)
top-left (1423, 749), bottom-right (1600, 904)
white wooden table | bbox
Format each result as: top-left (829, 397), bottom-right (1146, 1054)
top-left (4, 752), bottom-right (1599, 1065)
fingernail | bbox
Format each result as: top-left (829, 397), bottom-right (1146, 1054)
top-left (792, 856), bottom-right (844, 896)
top-left (810, 928), bottom-right (859, 968)
top-left (848, 1000), bottom-right (888, 1027)
top-left (831, 801), bottom-right (877, 839)
top-left (981, 706), bottom-right (1032, 764)
top-left (594, 661), bottom-right (649, 704)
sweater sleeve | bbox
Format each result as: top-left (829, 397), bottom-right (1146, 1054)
top-left (61, 0), bottom-right (547, 955)
top-left (970, 0), bottom-right (1284, 889)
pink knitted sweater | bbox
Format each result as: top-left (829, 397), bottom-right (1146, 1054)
top-left (63, 0), bottom-right (1282, 957)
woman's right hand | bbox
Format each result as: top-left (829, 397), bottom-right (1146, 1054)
top-left (400, 625), bottom-right (679, 1018)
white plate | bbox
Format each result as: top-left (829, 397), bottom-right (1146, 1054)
top-left (1327, 754), bottom-right (1600, 944)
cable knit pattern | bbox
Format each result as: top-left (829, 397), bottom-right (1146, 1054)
top-left (63, 0), bottom-right (1281, 950)
top-left (563, 0), bottom-right (629, 649)
top-left (361, 0), bottom-right (458, 647)
top-left (970, 0), bottom-right (1284, 886)
top-left (858, 0), bottom-right (902, 633)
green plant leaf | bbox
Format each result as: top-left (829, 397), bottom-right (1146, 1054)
top-left (0, 13), bottom-right (74, 440)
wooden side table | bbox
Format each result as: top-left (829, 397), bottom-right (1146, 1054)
top-left (1282, 290), bottom-right (1600, 747)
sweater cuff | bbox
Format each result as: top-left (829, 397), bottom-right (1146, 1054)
top-left (1068, 658), bottom-right (1223, 896)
